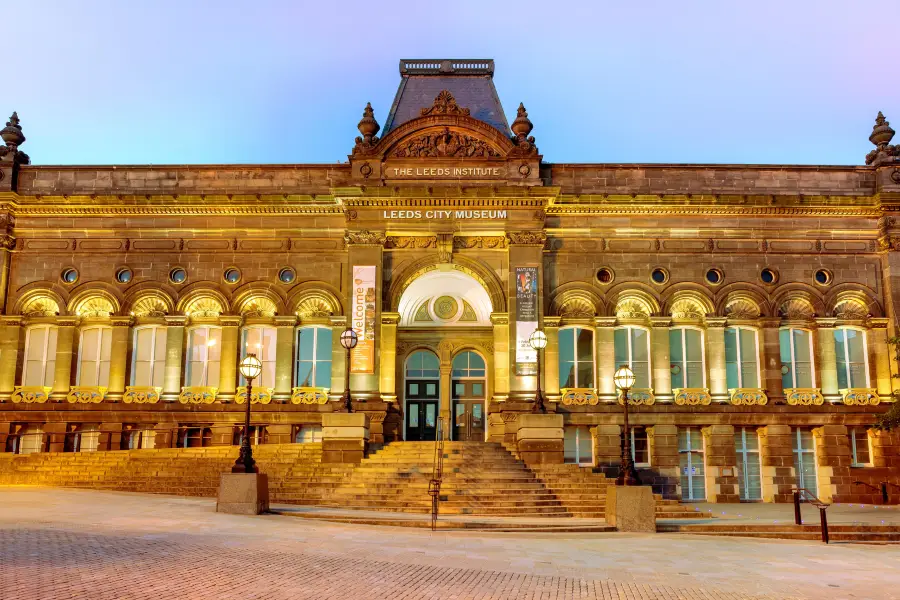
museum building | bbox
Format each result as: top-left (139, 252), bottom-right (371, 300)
top-left (0, 58), bottom-right (899, 503)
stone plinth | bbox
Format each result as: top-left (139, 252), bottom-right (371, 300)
top-left (322, 412), bottom-right (369, 463)
top-left (759, 424), bottom-right (795, 503)
top-left (702, 424), bottom-right (739, 503)
top-left (216, 472), bottom-right (269, 515)
top-left (592, 424), bottom-right (621, 474)
top-left (813, 424), bottom-right (852, 503)
top-left (647, 424), bottom-right (680, 498)
top-left (605, 484), bottom-right (656, 532)
top-left (515, 413), bottom-right (563, 466)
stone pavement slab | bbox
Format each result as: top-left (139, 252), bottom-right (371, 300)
top-left (2, 486), bottom-right (899, 599)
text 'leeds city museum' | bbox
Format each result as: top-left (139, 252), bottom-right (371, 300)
top-left (0, 59), bottom-right (899, 504)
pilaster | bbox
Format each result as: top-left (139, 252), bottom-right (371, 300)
top-left (329, 316), bottom-right (347, 400)
top-left (162, 316), bottom-right (187, 401)
top-left (591, 424), bottom-right (621, 474)
top-left (705, 317), bottom-right (728, 402)
top-left (759, 318), bottom-right (785, 404)
top-left (758, 424), bottom-right (795, 503)
top-left (869, 318), bottom-right (893, 398)
top-left (815, 318), bottom-right (840, 400)
top-left (701, 424), bottom-right (739, 502)
top-left (218, 316), bottom-right (242, 401)
top-left (649, 317), bottom-right (672, 402)
top-left (507, 236), bottom-right (544, 394)
top-left (0, 315), bottom-right (23, 395)
top-left (490, 313), bottom-right (509, 399)
top-left (106, 316), bottom-right (133, 400)
top-left (646, 424), bottom-right (680, 498)
top-left (543, 316), bottom-right (560, 396)
top-left (273, 316), bottom-right (297, 401)
top-left (379, 312), bottom-right (399, 402)
top-left (594, 317), bottom-right (617, 402)
top-left (50, 317), bottom-right (78, 399)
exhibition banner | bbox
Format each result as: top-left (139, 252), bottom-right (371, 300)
top-left (351, 265), bottom-right (376, 374)
top-left (514, 266), bottom-right (538, 376)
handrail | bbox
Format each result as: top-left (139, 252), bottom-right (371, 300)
top-left (792, 487), bottom-right (831, 543)
top-left (428, 418), bottom-right (445, 531)
top-left (854, 480), bottom-right (899, 504)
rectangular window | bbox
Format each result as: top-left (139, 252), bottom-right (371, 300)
top-left (725, 327), bottom-right (760, 389)
top-left (670, 328), bottom-right (704, 388)
top-left (241, 326), bottom-right (277, 388)
top-left (834, 328), bottom-right (869, 389)
top-left (734, 427), bottom-right (762, 500)
top-left (17, 426), bottom-right (43, 455)
top-left (564, 425), bottom-right (593, 465)
top-left (558, 327), bottom-right (595, 388)
top-left (792, 428), bottom-right (818, 496)
top-left (631, 426), bottom-right (649, 466)
top-left (779, 329), bottom-right (814, 388)
top-left (295, 425), bottom-right (322, 443)
top-left (850, 428), bottom-right (872, 466)
top-left (185, 327), bottom-right (222, 387)
top-left (614, 327), bottom-right (651, 388)
top-left (78, 425), bottom-right (100, 452)
top-left (296, 327), bottom-right (333, 389)
top-left (131, 326), bottom-right (167, 388)
top-left (77, 327), bottom-right (113, 387)
top-left (678, 427), bottom-right (706, 501)
top-left (23, 326), bottom-right (57, 387)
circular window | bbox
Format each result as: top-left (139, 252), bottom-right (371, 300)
top-left (60, 268), bottom-right (78, 284)
top-left (814, 269), bottom-right (833, 286)
top-left (650, 268), bottom-right (669, 285)
top-left (115, 267), bottom-right (133, 284)
top-left (223, 267), bottom-right (241, 285)
top-left (760, 268), bottom-right (779, 285)
top-left (705, 268), bottom-right (723, 285)
top-left (169, 267), bottom-right (187, 285)
top-left (596, 267), bottom-right (614, 284)
top-left (278, 267), bottom-right (296, 284)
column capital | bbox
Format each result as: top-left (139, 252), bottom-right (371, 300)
top-left (814, 317), bottom-right (838, 328)
top-left (219, 315), bottom-right (242, 327)
top-left (868, 317), bottom-right (890, 329)
top-left (164, 315), bottom-right (188, 327)
top-left (344, 230), bottom-right (386, 246)
top-left (593, 316), bottom-right (617, 328)
top-left (649, 316), bottom-right (672, 328)
top-left (705, 317), bottom-right (728, 328)
top-left (381, 312), bottom-right (400, 325)
top-left (273, 315), bottom-right (298, 327)
top-left (758, 317), bottom-right (782, 328)
top-left (543, 316), bottom-right (561, 328)
top-left (110, 316), bottom-right (134, 327)
top-left (490, 312), bottom-right (509, 325)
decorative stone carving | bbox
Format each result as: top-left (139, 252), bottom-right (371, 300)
top-left (367, 411), bottom-right (387, 423)
top-left (784, 388), bottom-right (825, 406)
top-left (560, 387), bottom-right (600, 406)
top-left (865, 112), bottom-right (899, 166)
top-left (179, 386), bottom-right (218, 404)
top-left (478, 340), bottom-right (495, 354)
top-left (833, 299), bottom-right (869, 320)
top-left (385, 235), bottom-right (437, 249)
top-left (618, 389), bottom-right (655, 405)
top-left (729, 388), bottom-right (768, 406)
top-left (433, 295), bottom-right (459, 320)
top-left (235, 386), bottom-right (273, 404)
top-left (670, 299), bottom-right (705, 320)
top-left (183, 296), bottom-right (224, 318)
top-left (453, 235), bottom-right (508, 249)
top-left (291, 387), bottom-right (329, 404)
top-left (74, 296), bottom-right (115, 318)
top-left (724, 297), bottom-right (761, 320)
top-left (296, 295), bottom-right (335, 319)
top-left (508, 103), bottom-right (539, 157)
top-left (420, 90), bottom-right (471, 117)
top-left (67, 386), bottom-right (107, 403)
top-left (460, 300), bottom-right (478, 322)
top-left (353, 102), bottom-right (380, 153)
top-left (558, 297), bottom-right (595, 318)
top-left (841, 388), bottom-right (880, 406)
top-left (131, 295), bottom-right (169, 317)
top-left (11, 386), bottom-right (51, 404)
top-left (123, 386), bottom-right (161, 404)
top-left (505, 231), bottom-right (546, 246)
top-left (391, 128), bottom-right (500, 158)
top-left (673, 388), bottom-right (712, 406)
top-left (615, 298), bottom-right (652, 320)
top-left (0, 112), bottom-right (30, 165)
top-left (414, 301), bottom-right (433, 322)
top-left (778, 298), bottom-right (816, 320)
top-left (240, 296), bottom-right (277, 318)
top-left (21, 296), bottom-right (60, 317)
top-left (344, 230), bottom-right (386, 246)
top-left (0, 234), bottom-right (16, 250)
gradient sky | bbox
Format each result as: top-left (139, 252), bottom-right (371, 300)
top-left (10, 1), bottom-right (899, 166)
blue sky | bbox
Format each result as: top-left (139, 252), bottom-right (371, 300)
top-left (10, 0), bottom-right (899, 165)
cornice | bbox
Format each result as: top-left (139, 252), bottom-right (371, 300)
top-left (547, 200), bottom-right (880, 218)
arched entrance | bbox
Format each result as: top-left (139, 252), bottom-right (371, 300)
top-left (451, 351), bottom-right (486, 441)
top-left (404, 350), bottom-right (440, 441)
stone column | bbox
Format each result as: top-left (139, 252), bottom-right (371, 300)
top-left (646, 424), bottom-right (680, 498)
top-left (439, 361), bottom-right (452, 440)
top-left (218, 316), bottom-right (242, 401)
top-left (344, 231), bottom-right (384, 398)
top-left (50, 317), bottom-right (78, 400)
top-left (649, 317), bottom-right (672, 402)
top-left (0, 234), bottom-right (12, 314)
top-left (0, 316), bottom-right (23, 395)
top-left (812, 424), bottom-right (852, 503)
top-left (758, 424), bottom-right (795, 503)
top-left (701, 424), bottom-right (739, 502)
top-left (591, 424), bottom-right (621, 475)
top-left (106, 316), bottom-right (133, 401)
top-left (273, 316), bottom-right (297, 402)
top-left (490, 313), bottom-right (509, 400)
top-left (868, 318), bottom-right (893, 398)
top-left (162, 316), bottom-right (186, 401)
top-left (706, 317), bottom-right (728, 402)
top-left (507, 235), bottom-right (544, 398)
top-left (329, 316), bottom-right (347, 401)
top-left (543, 317), bottom-right (560, 396)
top-left (815, 318), bottom-right (839, 400)
top-left (379, 312), bottom-right (399, 403)
top-left (594, 317), bottom-right (616, 402)
top-left (759, 318), bottom-right (785, 404)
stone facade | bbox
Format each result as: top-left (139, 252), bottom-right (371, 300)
top-left (0, 59), bottom-right (899, 503)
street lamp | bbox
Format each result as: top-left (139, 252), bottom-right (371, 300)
top-left (529, 329), bottom-right (548, 414)
top-left (613, 365), bottom-right (640, 486)
top-left (340, 328), bottom-right (359, 413)
top-left (232, 353), bottom-right (262, 474)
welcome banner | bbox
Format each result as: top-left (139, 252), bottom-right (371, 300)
top-left (351, 265), bottom-right (376, 374)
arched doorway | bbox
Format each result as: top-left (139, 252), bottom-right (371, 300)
top-left (404, 350), bottom-right (440, 441)
top-left (451, 351), bottom-right (486, 441)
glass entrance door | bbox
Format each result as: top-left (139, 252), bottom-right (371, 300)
top-left (405, 379), bottom-right (439, 441)
top-left (452, 397), bottom-right (484, 441)
top-left (450, 351), bottom-right (487, 441)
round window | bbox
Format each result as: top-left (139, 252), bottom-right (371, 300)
top-left (60, 268), bottom-right (78, 284)
top-left (223, 268), bottom-right (241, 284)
top-left (814, 269), bottom-right (832, 286)
top-left (705, 268), bottom-right (723, 285)
top-left (169, 267), bottom-right (187, 284)
top-left (115, 267), bottom-right (133, 284)
top-left (650, 268), bottom-right (669, 285)
top-left (760, 268), bottom-right (778, 285)
top-left (596, 267), bottom-right (614, 284)
top-left (278, 267), bottom-right (296, 284)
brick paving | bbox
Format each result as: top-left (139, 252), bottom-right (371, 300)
top-left (2, 488), bottom-right (899, 599)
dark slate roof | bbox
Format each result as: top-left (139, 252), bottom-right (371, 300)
top-left (382, 59), bottom-right (511, 137)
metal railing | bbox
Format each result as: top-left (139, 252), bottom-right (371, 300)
top-left (853, 480), bottom-right (900, 504)
top-left (792, 487), bottom-right (831, 543)
top-left (428, 418), bottom-right (445, 531)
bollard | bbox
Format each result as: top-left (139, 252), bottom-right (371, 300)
top-left (819, 507), bottom-right (829, 544)
top-left (793, 490), bottom-right (802, 525)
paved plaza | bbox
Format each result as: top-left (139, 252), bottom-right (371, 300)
top-left (1, 487), bottom-right (899, 599)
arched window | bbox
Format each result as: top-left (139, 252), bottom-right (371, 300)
top-left (185, 326), bottom-right (222, 387)
top-left (131, 325), bottom-right (167, 388)
top-left (295, 326), bottom-right (332, 388)
top-left (669, 327), bottom-right (705, 388)
top-left (559, 327), bottom-right (594, 388)
top-left (614, 326), bottom-right (651, 388)
top-left (725, 327), bottom-right (760, 389)
top-left (779, 328), bottom-right (815, 388)
top-left (834, 327), bottom-right (869, 389)
top-left (451, 351), bottom-right (486, 378)
top-left (77, 326), bottom-right (112, 386)
top-left (406, 350), bottom-right (440, 378)
top-left (22, 325), bottom-right (57, 387)
top-left (241, 326), bottom-right (277, 387)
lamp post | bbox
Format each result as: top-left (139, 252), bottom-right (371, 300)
top-left (232, 353), bottom-right (262, 474)
top-left (613, 365), bottom-right (640, 486)
top-left (340, 328), bottom-right (359, 413)
top-left (529, 329), bottom-right (548, 414)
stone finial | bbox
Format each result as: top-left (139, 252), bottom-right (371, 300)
top-left (511, 103), bottom-right (533, 141)
top-left (357, 102), bottom-right (380, 144)
top-left (866, 112), bottom-right (900, 166)
top-left (0, 111), bottom-right (29, 165)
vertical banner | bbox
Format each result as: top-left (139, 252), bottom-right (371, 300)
top-left (351, 265), bottom-right (376, 374)
top-left (514, 266), bottom-right (538, 376)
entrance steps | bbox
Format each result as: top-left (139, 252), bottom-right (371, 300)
top-left (657, 523), bottom-right (900, 543)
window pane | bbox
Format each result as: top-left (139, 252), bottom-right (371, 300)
top-left (633, 361), bottom-right (650, 389)
top-left (684, 329), bottom-right (702, 362)
top-left (631, 329), bottom-right (648, 362)
top-left (724, 328), bottom-right (738, 364)
top-left (26, 328), bottom-right (46, 360)
top-left (409, 404), bottom-right (419, 427)
top-left (208, 328), bottom-right (222, 360)
top-left (100, 328), bottom-right (112, 361)
top-left (134, 362), bottom-right (151, 387)
top-left (564, 426), bottom-right (578, 463)
top-left (560, 360), bottom-right (575, 388)
top-left (614, 328), bottom-right (628, 367)
top-left (577, 363), bottom-right (593, 389)
top-left (422, 352), bottom-right (439, 372)
top-left (314, 360), bottom-right (331, 389)
top-left (298, 328), bottom-right (315, 361)
top-left (559, 329), bottom-right (574, 364)
top-left (98, 360), bottom-right (111, 387)
top-left (685, 360), bottom-right (704, 387)
top-left (81, 329), bottom-right (99, 362)
top-left (576, 328), bottom-right (593, 361)
top-left (779, 329), bottom-right (792, 365)
top-left (316, 328), bottom-right (332, 361)
top-left (793, 330), bottom-right (811, 362)
top-left (472, 383), bottom-right (483, 396)
top-left (669, 329), bottom-right (684, 364)
top-left (740, 361), bottom-right (759, 388)
top-left (206, 360), bottom-right (220, 387)
top-left (425, 404), bottom-right (436, 427)
top-left (135, 328), bottom-right (153, 362)
top-left (671, 364), bottom-right (684, 389)
top-left (296, 362), bottom-right (313, 387)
